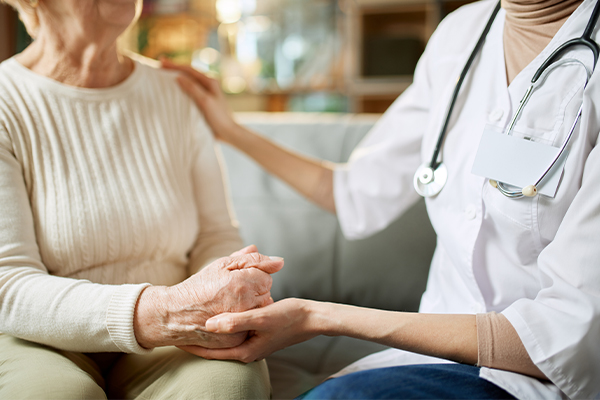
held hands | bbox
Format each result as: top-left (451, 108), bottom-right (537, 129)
top-left (161, 59), bottom-right (239, 145)
top-left (133, 245), bottom-right (284, 350)
top-left (178, 298), bottom-right (321, 363)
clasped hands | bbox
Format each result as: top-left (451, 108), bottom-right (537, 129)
top-left (133, 245), bottom-right (285, 351)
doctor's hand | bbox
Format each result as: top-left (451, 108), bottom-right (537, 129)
top-left (178, 298), bottom-right (322, 363)
top-left (133, 246), bottom-right (283, 351)
top-left (161, 59), bottom-right (240, 145)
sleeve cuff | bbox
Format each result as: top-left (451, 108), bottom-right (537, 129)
top-left (333, 165), bottom-right (364, 240)
top-left (106, 283), bottom-right (153, 354)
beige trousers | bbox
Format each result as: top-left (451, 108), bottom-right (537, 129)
top-left (0, 334), bottom-right (270, 400)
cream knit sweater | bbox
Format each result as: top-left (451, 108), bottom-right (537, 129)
top-left (0, 57), bottom-right (243, 354)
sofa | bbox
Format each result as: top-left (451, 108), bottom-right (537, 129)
top-left (221, 112), bottom-right (437, 399)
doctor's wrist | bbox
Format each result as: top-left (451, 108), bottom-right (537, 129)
top-left (306, 301), bottom-right (346, 337)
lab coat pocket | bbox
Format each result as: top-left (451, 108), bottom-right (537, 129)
top-left (482, 182), bottom-right (540, 266)
top-left (484, 182), bottom-right (533, 230)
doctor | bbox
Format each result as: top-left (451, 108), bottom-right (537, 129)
top-left (164, 0), bottom-right (600, 398)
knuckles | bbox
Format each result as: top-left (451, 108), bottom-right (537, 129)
top-left (242, 252), bottom-right (264, 266)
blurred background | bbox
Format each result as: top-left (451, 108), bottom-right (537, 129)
top-left (0, 0), bottom-right (474, 114)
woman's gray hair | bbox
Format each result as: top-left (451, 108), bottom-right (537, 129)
top-left (1, 0), bottom-right (40, 38)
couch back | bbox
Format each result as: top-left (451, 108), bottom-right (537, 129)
top-left (221, 113), bottom-right (436, 313)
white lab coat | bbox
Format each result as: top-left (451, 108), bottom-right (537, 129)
top-left (333, 0), bottom-right (600, 398)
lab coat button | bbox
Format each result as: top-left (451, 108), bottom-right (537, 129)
top-left (465, 205), bottom-right (477, 220)
top-left (489, 109), bottom-right (504, 122)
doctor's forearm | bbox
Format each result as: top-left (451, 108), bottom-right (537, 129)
top-left (315, 303), bottom-right (479, 365)
top-left (314, 303), bottom-right (545, 379)
top-left (225, 123), bottom-right (337, 214)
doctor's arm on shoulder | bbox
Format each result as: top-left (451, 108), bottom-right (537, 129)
top-left (161, 59), bottom-right (337, 214)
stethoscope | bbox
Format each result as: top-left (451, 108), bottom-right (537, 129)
top-left (414, 0), bottom-right (600, 199)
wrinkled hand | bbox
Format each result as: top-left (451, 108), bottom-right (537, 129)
top-left (179, 298), bottom-right (319, 363)
top-left (134, 245), bottom-right (284, 350)
top-left (161, 59), bottom-right (239, 145)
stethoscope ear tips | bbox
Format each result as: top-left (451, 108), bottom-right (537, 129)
top-left (489, 179), bottom-right (498, 188)
top-left (522, 185), bottom-right (538, 197)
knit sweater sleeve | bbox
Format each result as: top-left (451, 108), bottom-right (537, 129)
top-left (0, 124), bottom-right (151, 354)
top-left (185, 112), bottom-right (243, 274)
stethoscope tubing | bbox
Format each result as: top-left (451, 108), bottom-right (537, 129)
top-left (533, 0), bottom-right (600, 81)
top-left (497, 58), bottom-right (591, 198)
top-left (418, 0), bottom-right (600, 199)
top-left (496, 103), bottom-right (584, 198)
top-left (427, 1), bottom-right (502, 170)
top-left (497, 0), bottom-right (600, 198)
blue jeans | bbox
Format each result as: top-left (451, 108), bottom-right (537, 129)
top-left (296, 364), bottom-right (516, 399)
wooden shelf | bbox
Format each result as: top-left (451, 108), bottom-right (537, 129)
top-left (343, 0), bottom-right (476, 113)
top-left (0, 4), bottom-right (18, 62)
top-left (347, 77), bottom-right (412, 96)
top-left (354, 0), bottom-right (434, 7)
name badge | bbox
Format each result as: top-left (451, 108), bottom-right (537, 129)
top-left (471, 125), bottom-right (568, 198)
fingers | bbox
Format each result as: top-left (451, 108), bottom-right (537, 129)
top-left (176, 74), bottom-right (210, 107)
top-left (178, 344), bottom-right (257, 363)
top-left (227, 252), bottom-right (284, 274)
top-left (204, 311), bottom-right (258, 334)
top-left (161, 58), bottom-right (220, 94)
top-left (229, 244), bottom-right (258, 258)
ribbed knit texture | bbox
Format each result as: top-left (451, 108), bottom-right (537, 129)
top-left (0, 57), bottom-right (242, 353)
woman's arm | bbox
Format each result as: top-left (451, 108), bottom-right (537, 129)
top-left (180, 298), bottom-right (545, 380)
top-left (179, 299), bottom-right (477, 365)
top-left (162, 61), bottom-right (336, 214)
top-left (0, 124), bottom-right (149, 353)
top-left (0, 122), bottom-right (283, 353)
top-left (211, 122), bottom-right (336, 214)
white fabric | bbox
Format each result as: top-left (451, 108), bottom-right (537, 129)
top-left (0, 58), bottom-right (242, 353)
top-left (334, 0), bottom-right (600, 398)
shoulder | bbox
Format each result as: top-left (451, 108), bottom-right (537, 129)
top-left (127, 52), bottom-right (182, 87)
top-left (427, 0), bottom-right (500, 58)
top-left (0, 59), bottom-right (22, 140)
top-left (125, 53), bottom-right (211, 139)
top-left (127, 53), bottom-right (198, 115)
top-left (438, 0), bottom-right (498, 30)
top-left (0, 58), bottom-right (22, 106)
top-left (127, 53), bottom-right (193, 106)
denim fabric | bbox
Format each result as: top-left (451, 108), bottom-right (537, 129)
top-left (296, 363), bottom-right (516, 399)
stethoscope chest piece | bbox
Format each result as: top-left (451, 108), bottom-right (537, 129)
top-left (412, 0), bottom-right (600, 199)
top-left (414, 162), bottom-right (448, 197)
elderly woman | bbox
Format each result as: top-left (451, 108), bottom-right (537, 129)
top-left (0, 0), bottom-right (281, 398)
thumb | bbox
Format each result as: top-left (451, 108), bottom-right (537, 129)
top-left (205, 312), bottom-right (255, 334)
